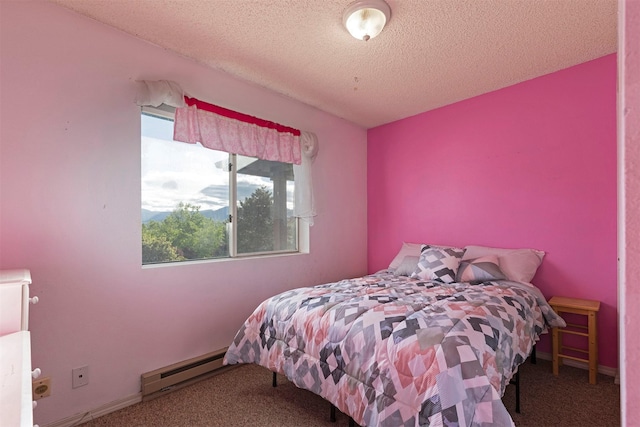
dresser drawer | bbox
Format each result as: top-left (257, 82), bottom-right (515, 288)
top-left (0, 331), bottom-right (34, 427)
top-left (0, 269), bottom-right (33, 335)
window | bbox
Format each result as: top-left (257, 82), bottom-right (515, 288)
top-left (141, 108), bottom-right (297, 265)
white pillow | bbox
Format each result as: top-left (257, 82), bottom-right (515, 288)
top-left (462, 245), bottom-right (545, 283)
top-left (393, 256), bottom-right (420, 276)
top-left (388, 242), bottom-right (422, 270)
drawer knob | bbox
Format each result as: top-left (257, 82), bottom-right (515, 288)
top-left (30, 296), bottom-right (39, 304)
top-left (32, 368), bottom-right (41, 379)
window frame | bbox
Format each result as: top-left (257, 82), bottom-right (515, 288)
top-left (141, 106), bottom-right (300, 265)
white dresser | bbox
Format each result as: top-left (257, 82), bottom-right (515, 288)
top-left (0, 269), bottom-right (39, 427)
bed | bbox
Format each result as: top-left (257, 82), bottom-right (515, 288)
top-left (224, 244), bottom-right (566, 426)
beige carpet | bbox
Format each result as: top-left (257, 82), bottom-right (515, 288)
top-left (79, 359), bottom-right (619, 426)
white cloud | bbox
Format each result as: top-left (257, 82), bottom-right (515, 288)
top-left (142, 136), bottom-right (229, 211)
top-left (141, 114), bottom-right (296, 213)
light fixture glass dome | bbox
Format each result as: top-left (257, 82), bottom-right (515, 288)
top-left (343, 0), bottom-right (391, 41)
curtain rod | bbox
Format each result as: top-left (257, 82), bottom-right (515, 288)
top-left (184, 96), bottom-right (301, 136)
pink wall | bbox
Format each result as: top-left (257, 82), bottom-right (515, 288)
top-left (367, 55), bottom-right (618, 368)
top-left (1, 0), bottom-right (633, 424)
top-left (0, 2), bottom-right (368, 425)
top-left (621, 0), bottom-right (640, 424)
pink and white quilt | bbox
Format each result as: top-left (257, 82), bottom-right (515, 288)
top-left (224, 273), bottom-right (565, 426)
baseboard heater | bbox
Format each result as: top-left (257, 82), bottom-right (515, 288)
top-left (141, 346), bottom-right (231, 401)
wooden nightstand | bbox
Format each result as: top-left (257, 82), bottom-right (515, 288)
top-left (548, 296), bottom-right (600, 384)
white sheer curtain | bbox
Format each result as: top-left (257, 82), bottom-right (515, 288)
top-left (135, 80), bottom-right (185, 108)
top-left (293, 132), bottom-right (318, 225)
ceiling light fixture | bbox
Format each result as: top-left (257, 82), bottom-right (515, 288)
top-left (343, 0), bottom-right (391, 41)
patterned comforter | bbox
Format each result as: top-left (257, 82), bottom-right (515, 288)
top-left (224, 273), bottom-right (565, 426)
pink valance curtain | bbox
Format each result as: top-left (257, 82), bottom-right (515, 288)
top-left (136, 80), bottom-right (316, 225)
top-left (173, 96), bottom-right (302, 165)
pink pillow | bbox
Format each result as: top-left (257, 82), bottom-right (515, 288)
top-left (388, 242), bottom-right (460, 271)
top-left (462, 245), bottom-right (545, 283)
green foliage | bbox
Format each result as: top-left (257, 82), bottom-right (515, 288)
top-left (287, 217), bottom-right (298, 250)
top-left (141, 185), bottom-right (296, 263)
top-left (142, 202), bottom-right (227, 264)
top-left (141, 230), bottom-right (183, 264)
top-left (237, 186), bottom-right (274, 253)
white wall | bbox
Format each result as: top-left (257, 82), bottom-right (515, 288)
top-left (0, 2), bottom-right (368, 425)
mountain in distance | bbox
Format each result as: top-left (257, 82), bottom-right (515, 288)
top-left (142, 206), bottom-right (229, 223)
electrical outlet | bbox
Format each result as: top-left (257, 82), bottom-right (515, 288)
top-left (72, 365), bottom-right (89, 388)
top-left (33, 377), bottom-right (51, 399)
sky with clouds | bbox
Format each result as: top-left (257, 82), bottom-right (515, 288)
top-left (141, 114), bottom-right (292, 213)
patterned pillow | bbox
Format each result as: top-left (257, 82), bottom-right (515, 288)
top-left (411, 245), bottom-right (465, 283)
top-left (456, 255), bottom-right (507, 283)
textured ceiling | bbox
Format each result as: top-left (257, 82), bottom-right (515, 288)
top-left (49, 0), bottom-right (617, 128)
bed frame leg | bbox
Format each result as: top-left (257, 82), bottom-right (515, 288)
top-left (330, 404), bottom-right (357, 425)
top-left (272, 372), bottom-right (277, 387)
top-left (514, 370), bottom-right (521, 413)
top-left (531, 344), bottom-right (537, 364)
